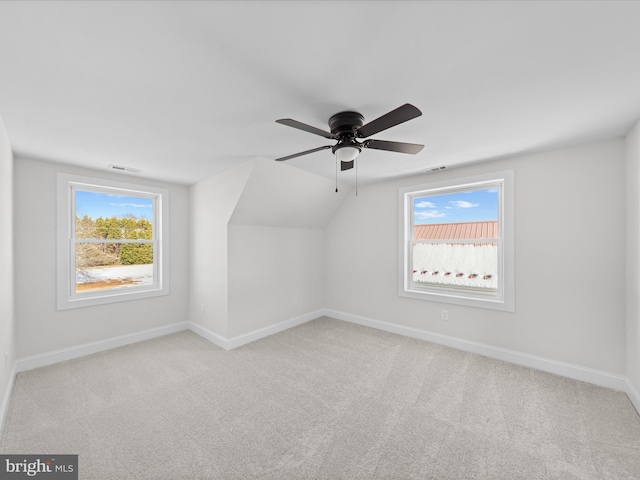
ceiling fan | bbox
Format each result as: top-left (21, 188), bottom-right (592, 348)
top-left (275, 103), bottom-right (424, 171)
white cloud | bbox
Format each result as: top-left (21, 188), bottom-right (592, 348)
top-left (450, 200), bottom-right (479, 208)
top-left (109, 202), bottom-right (151, 208)
top-left (415, 200), bottom-right (437, 208)
top-left (415, 210), bottom-right (446, 220)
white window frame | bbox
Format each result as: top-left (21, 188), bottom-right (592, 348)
top-left (399, 170), bottom-right (514, 312)
top-left (56, 173), bottom-right (170, 310)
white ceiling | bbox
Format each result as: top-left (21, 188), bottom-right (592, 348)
top-left (1, 1), bottom-right (640, 186)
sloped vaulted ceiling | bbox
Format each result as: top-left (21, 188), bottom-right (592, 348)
top-left (229, 157), bottom-right (352, 229)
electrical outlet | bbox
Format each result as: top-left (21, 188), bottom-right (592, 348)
top-left (292, 297), bottom-right (298, 306)
top-left (441, 309), bottom-right (449, 321)
top-left (4, 352), bottom-right (8, 370)
top-left (201, 303), bottom-right (206, 313)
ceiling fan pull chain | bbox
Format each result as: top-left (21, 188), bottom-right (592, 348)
top-left (335, 153), bottom-right (338, 193)
top-left (355, 157), bottom-right (358, 197)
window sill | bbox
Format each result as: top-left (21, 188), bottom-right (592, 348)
top-left (400, 286), bottom-right (514, 312)
top-left (58, 285), bottom-right (169, 310)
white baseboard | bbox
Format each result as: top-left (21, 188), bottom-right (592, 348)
top-left (188, 309), bottom-right (324, 350)
top-left (187, 321), bottom-right (229, 350)
top-left (626, 379), bottom-right (640, 414)
top-left (0, 362), bottom-right (17, 439)
top-left (225, 309), bottom-right (323, 349)
top-left (324, 309), bottom-right (629, 393)
top-left (16, 322), bottom-right (188, 372)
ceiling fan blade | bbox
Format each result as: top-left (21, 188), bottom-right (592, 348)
top-left (275, 145), bottom-right (332, 162)
top-left (364, 139), bottom-right (424, 154)
top-left (276, 119), bottom-right (338, 139)
top-left (356, 104), bottom-right (422, 138)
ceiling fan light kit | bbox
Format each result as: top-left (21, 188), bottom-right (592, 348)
top-left (334, 144), bottom-right (360, 163)
top-left (275, 103), bottom-right (425, 174)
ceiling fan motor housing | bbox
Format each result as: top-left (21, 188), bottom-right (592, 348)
top-left (328, 111), bottom-right (364, 136)
top-left (329, 111), bottom-right (365, 164)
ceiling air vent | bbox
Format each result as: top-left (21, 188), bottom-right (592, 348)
top-left (109, 164), bottom-right (141, 173)
top-left (423, 165), bottom-right (446, 173)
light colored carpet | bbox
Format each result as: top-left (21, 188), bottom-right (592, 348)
top-left (1, 316), bottom-right (639, 479)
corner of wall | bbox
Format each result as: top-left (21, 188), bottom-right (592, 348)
top-left (188, 160), bottom-right (255, 339)
top-left (0, 363), bottom-right (17, 439)
top-left (0, 113), bottom-right (16, 438)
top-left (627, 378), bottom-right (640, 415)
top-left (625, 118), bottom-right (640, 407)
top-left (191, 156), bottom-right (349, 341)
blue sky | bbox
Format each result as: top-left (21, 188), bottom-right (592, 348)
top-left (75, 190), bottom-right (152, 220)
top-left (414, 188), bottom-right (498, 224)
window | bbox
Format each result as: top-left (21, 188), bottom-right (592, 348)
top-left (399, 171), bottom-right (514, 311)
top-left (57, 173), bottom-right (169, 310)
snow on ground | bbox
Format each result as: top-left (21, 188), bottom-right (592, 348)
top-left (412, 243), bottom-right (497, 289)
top-left (76, 264), bottom-right (153, 286)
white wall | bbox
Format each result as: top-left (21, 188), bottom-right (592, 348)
top-left (13, 156), bottom-right (190, 358)
top-left (0, 115), bottom-right (15, 429)
top-left (626, 120), bottom-right (640, 404)
top-left (189, 161), bottom-right (254, 338)
top-left (227, 225), bottom-right (324, 338)
top-left (325, 139), bottom-right (626, 375)
top-left (189, 157), bottom-right (349, 341)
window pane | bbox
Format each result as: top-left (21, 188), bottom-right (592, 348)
top-left (411, 242), bottom-right (497, 292)
top-left (75, 190), bottom-right (153, 239)
top-left (411, 184), bottom-right (500, 293)
top-left (413, 187), bottom-right (498, 226)
top-left (76, 242), bottom-right (121, 268)
top-left (74, 189), bottom-right (155, 293)
top-left (76, 243), bottom-right (154, 293)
